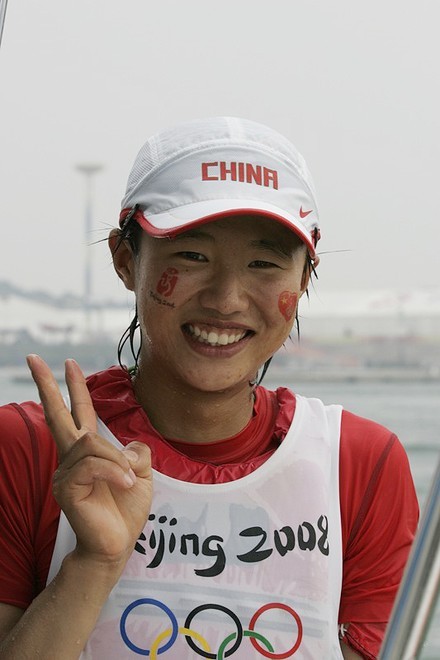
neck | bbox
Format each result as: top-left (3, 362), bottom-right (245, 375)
top-left (132, 362), bottom-right (255, 444)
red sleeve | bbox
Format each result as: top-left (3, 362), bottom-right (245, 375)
top-left (0, 402), bottom-right (60, 609)
top-left (338, 410), bottom-right (419, 657)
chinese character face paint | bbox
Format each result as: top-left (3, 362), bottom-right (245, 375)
top-left (278, 291), bottom-right (298, 321)
top-left (156, 267), bottom-right (179, 297)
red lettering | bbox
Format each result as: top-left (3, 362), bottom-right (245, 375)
top-left (201, 161), bottom-right (278, 189)
top-left (264, 167), bottom-right (278, 190)
top-left (201, 162), bottom-right (218, 181)
top-left (219, 161), bottom-right (237, 181)
top-left (246, 163), bottom-right (262, 186)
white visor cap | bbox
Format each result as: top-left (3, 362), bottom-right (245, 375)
top-left (120, 116), bottom-right (320, 257)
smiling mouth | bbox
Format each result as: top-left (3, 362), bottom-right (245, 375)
top-left (183, 324), bottom-right (252, 347)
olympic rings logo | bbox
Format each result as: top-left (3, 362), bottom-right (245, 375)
top-left (120, 598), bottom-right (303, 658)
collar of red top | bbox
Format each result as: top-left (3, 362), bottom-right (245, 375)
top-left (87, 365), bottom-right (295, 466)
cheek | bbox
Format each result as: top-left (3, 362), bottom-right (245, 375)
top-left (155, 268), bottom-right (179, 297)
top-left (278, 291), bottom-right (298, 321)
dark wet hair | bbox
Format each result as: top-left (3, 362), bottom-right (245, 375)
top-left (114, 210), bottom-right (317, 384)
top-left (113, 208), bottom-right (143, 372)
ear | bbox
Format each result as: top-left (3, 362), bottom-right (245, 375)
top-left (108, 229), bottom-right (136, 291)
top-left (299, 253), bottom-right (318, 295)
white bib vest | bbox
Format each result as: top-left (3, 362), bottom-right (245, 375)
top-left (48, 395), bottom-right (343, 659)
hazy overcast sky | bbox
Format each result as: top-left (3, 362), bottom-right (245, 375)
top-left (1, 0), bottom-right (439, 303)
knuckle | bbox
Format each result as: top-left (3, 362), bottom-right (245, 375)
top-left (52, 466), bottom-right (61, 485)
top-left (78, 429), bottom-right (96, 443)
top-left (43, 402), bottom-right (66, 426)
top-left (52, 468), bottom-right (64, 499)
top-left (128, 441), bottom-right (151, 457)
top-left (82, 455), bottom-right (100, 470)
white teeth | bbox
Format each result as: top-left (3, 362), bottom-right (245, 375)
top-left (187, 325), bottom-right (247, 346)
top-left (208, 331), bottom-right (217, 344)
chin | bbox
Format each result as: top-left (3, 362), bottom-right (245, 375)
top-left (185, 371), bottom-right (252, 394)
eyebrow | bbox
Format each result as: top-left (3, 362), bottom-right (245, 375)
top-left (169, 230), bottom-right (214, 242)
top-left (249, 238), bottom-right (296, 258)
top-left (169, 231), bottom-right (298, 258)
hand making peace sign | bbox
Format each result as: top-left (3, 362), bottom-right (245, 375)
top-left (26, 355), bottom-right (153, 565)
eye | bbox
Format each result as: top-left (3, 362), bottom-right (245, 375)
top-left (249, 260), bottom-right (279, 269)
top-left (177, 251), bottom-right (207, 262)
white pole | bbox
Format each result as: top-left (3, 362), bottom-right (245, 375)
top-left (379, 457), bottom-right (440, 659)
top-left (0, 0), bottom-right (8, 49)
top-left (75, 164), bottom-right (103, 338)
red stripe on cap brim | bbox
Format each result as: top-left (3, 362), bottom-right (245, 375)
top-left (120, 207), bottom-right (318, 257)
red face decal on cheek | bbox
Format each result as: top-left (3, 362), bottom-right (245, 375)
top-left (278, 291), bottom-right (298, 321)
top-left (156, 268), bottom-right (179, 297)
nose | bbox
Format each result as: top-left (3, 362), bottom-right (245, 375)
top-left (198, 265), bottom-right (250, 316)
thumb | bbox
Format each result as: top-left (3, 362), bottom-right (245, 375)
top-left (123, 441), bottom-right (152, 478)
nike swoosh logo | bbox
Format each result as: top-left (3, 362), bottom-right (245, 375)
top-left (299, 206), bottom-right (313, 219)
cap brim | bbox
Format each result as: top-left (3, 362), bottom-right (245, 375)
top-left (133, 199), bottom-right (317, 257)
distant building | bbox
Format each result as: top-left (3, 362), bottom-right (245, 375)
top-left (299, 288), bottom-right (440, 339)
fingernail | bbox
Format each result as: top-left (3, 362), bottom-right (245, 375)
top-left (124, 469), bottom-right (137, 486)
top-left (65, 359), bottom-right (79, 374)
top-left (26, 354), bottom-right (38, 368)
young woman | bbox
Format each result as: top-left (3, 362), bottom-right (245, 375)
top-left (0, 117), bottom-right (419, 659)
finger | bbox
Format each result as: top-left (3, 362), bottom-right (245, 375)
top-left (60, 431), bottom-right (136, 475)
top-left (26, 354), bottom-right (79, 453)
top-left (65, 359), bottom-right (97, 434)
top-left (53, 455), bottom-right (137, 499)
top-left (124, 441), bottom-right (152, 479)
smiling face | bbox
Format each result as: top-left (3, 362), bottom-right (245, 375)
top-left (113, 215), bottom-right (310, 395)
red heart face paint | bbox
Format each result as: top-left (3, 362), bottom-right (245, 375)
top-left (156, 268), bottom-right (179, 297)
top-left (278, 291), bottom-right (297, 321)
